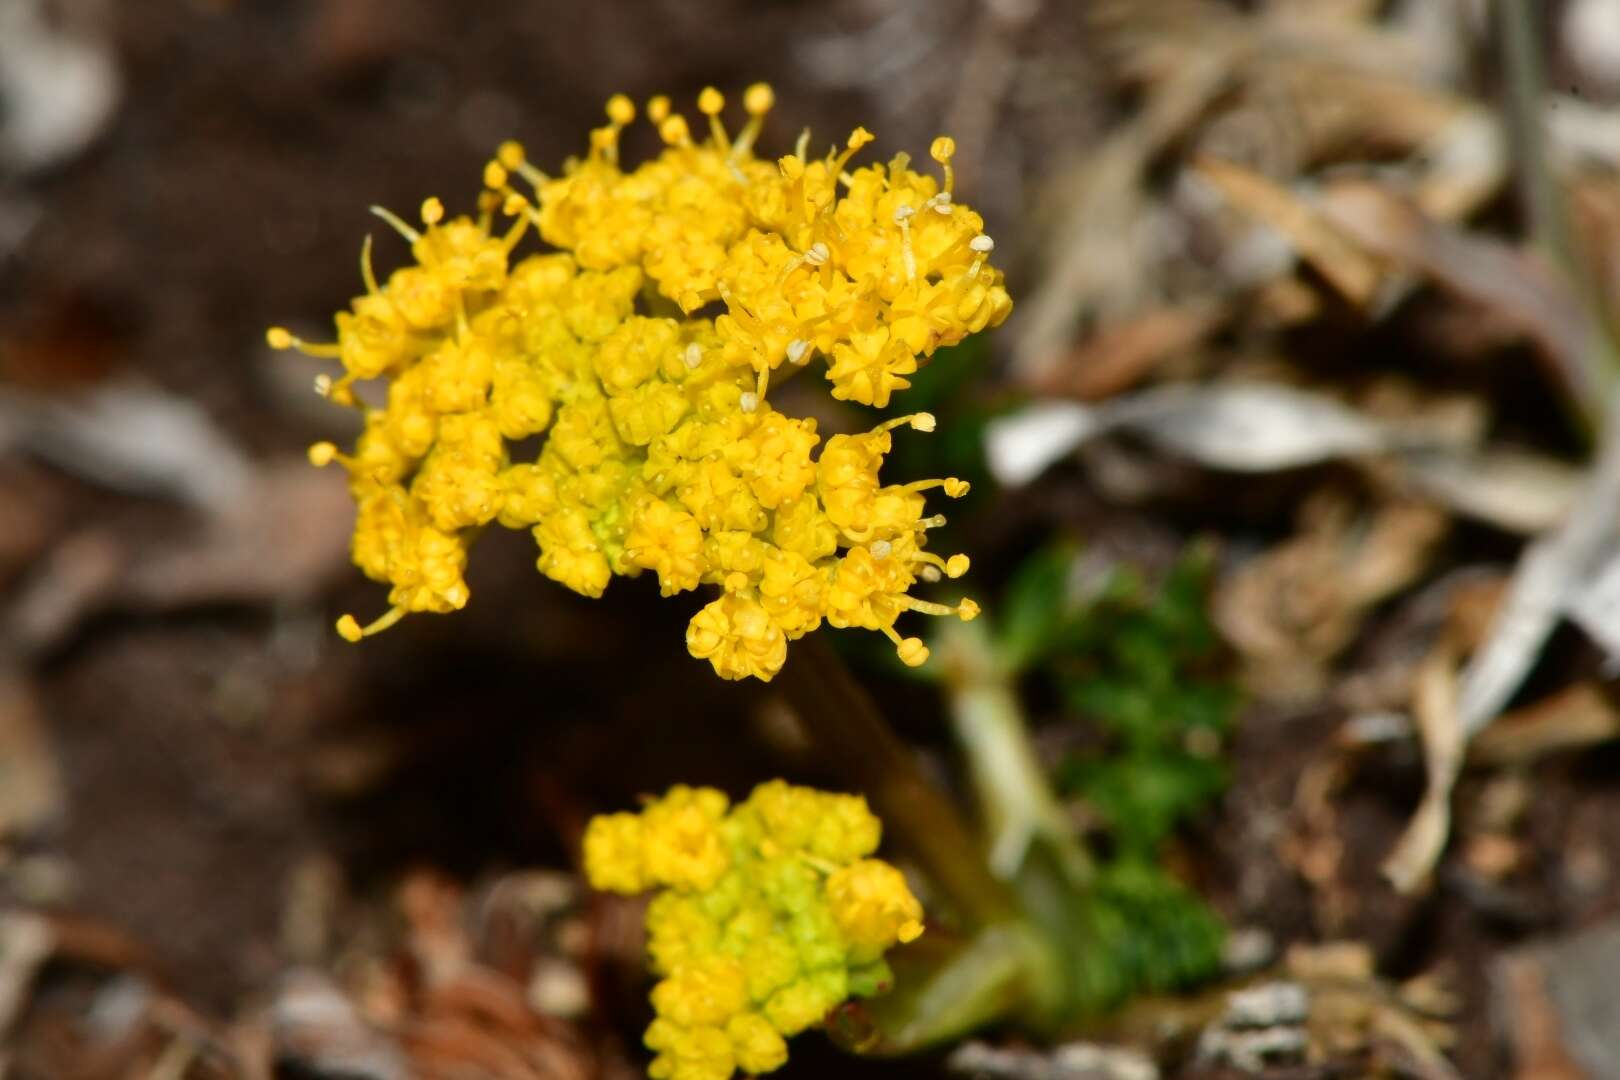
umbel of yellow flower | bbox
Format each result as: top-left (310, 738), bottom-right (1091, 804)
top-left (270, 85), bottom-right (1009, 680)
top-left (584, 781), bottom-right (924, 1080)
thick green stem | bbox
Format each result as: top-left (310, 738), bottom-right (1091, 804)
top-left (839, 922), bottom-right (1055, 1055)
top-left (776, 637), bottom-right (1019, 929)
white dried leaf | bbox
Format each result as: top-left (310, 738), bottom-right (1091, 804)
top-left (1567, 552), bottom-right (1620, 662)
top-left (1, 383), bottom-right (252, 514)
top-left (988, 383), bottom-right (1393, 484)
top-left (985, 401), bottom-right (1106, 486)
top-left (1125, 384), bottom-right (1391, 470)
top-left (0, 0), bottom-right (119, 174)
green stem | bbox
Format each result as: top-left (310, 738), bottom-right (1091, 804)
top-left (776, 637), bottom-right (1019, 929)
top-left (838, 922), bottom-right (1055, 1055)
top-left (938, 619), bottom-right (1093, 889)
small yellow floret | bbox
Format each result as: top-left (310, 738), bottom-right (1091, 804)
top-left (743, 83), bottom-right (774, 116)
top-left (335, 615), bottom-right (363, 642)
top-left (826, 858), bottom-right (925, 962)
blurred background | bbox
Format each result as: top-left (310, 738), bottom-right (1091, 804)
top-left (7, 0), bottom-right (1620, 1076)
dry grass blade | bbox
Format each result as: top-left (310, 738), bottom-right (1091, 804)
top-left (1195, 157), bottom-right (1383, 307)
top-left (1381, 635), bottom-right (1464, 895)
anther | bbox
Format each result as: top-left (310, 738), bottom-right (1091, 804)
top-left (313, 373), bottom-right (333, 398)
top-left (804, 241), bottom-right (830, 266)
top-left (648, 95), bottom-right (671, 123)
top-left (785, 339), bottom-right (810, 365)
top-left (945, 554), bottom-right (970, 578)
top-left (684, 343), bottom-right (703, 369)
top-left (496, 141), bottom-right (525, 170)
top-left (336, 605), bottom-right (407, 643)
top-left (739, 391), bottom-right (759, 414)
top-left (659, 115), bottom-right (692, 146)
top-left (896, 637), bottom-right (930, 667)
top-left (871, 540), bottom-right (892, 560)
top-left (910, 412), bottom-right (936, 432)
top-left (970, 234), bottom-right (995, 253)
top-left (956, 598), bottom-right (981, 621)
top-left (266, 326), bottom-right (341, 359)
top-left (743, 83), bottom-right (774, 116)
top-left (307, 441), bottom-right (339, 467)
top-left (920, 565), bottom-right (942, 583)
top-left (921, 514), bottom-right (947, 529)
top-left (606, 94), bottom-right (635, 126)
top-left (420, 197), bottom-right (445, 227)
top-left (698, 87), bottom-right (725, 116)
top-left (944, 478), bottom-right (970, 497)
top-left (483, 161), bottom-right (509, 190)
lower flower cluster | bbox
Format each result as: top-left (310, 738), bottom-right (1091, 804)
top-left (584, 782), bottom-right (924, 1080)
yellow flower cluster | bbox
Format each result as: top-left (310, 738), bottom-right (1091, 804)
top-left (584, 781), bottom-right (924, 1080)
top-left (270, 86), bottom-right (1009, 679)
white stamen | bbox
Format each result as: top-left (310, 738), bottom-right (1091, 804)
top-left (313, 373), bottom-right (333, 398)
top-left (920, 565), bottom-right (942, 582)
top-left (922, 514), bottom-right (946, 529)
top-left (685, 343), bottom-right (703, 369)
top-left (739, 391), bottom-right (759, 413)
top-left (786, 339), bottom-right (810, 365)
top-left (871, 540), bottom-right (892, 559)
top-left (932, 193), bottom-right (954, 214)
top-left (892, 204), bottom-right (915, 224)
top-left (970, 234), bottom-right (995, 252)
top-left (804, 241), bottom-right (830, 266)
